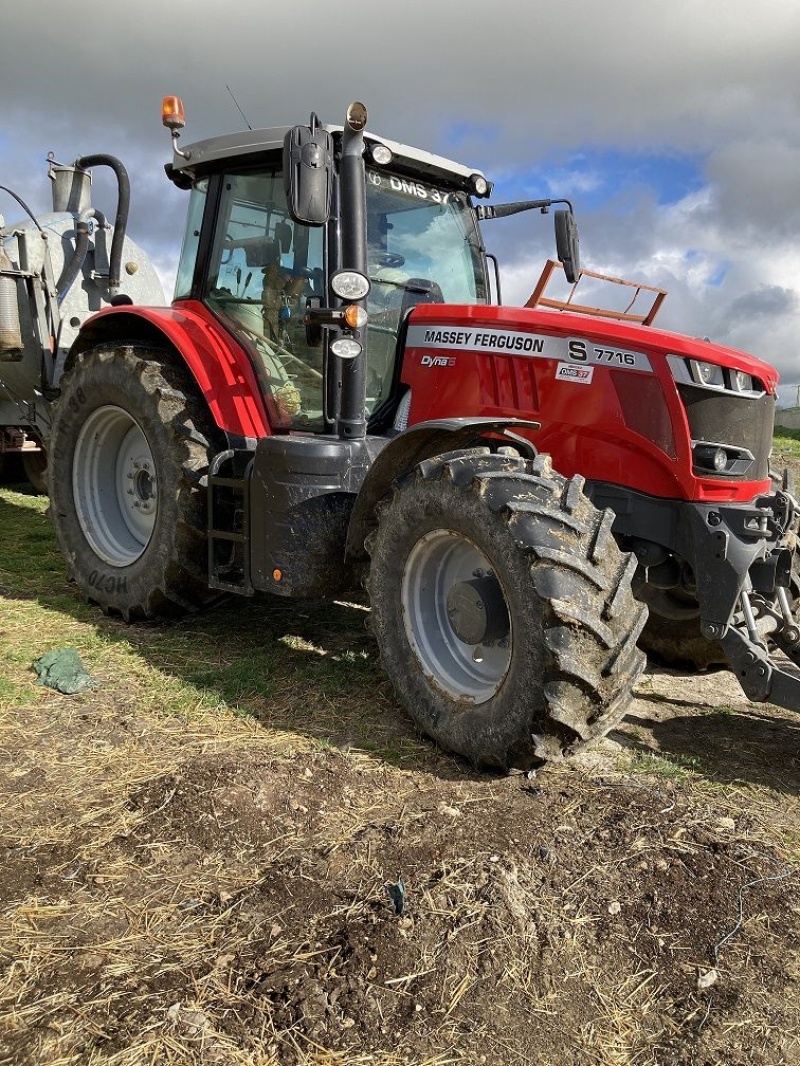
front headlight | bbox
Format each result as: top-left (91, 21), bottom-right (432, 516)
top-left (330, 269), bottom-right (371, 301)
top-left (733, 369), bottom-right (753, 392)
top-left (688, 359), bottom-right (725, 388)
top-left (331, 337), bottom-right (362, 360)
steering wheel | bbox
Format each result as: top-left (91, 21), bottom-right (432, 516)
top-left (375, 252), bottom-right (406, 269)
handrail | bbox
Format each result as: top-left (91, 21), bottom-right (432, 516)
top-left (525, 259), bottom-right (668, 326)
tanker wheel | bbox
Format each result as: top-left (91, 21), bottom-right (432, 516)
top-left (366, 449), bottom-right (648, 769)
top-left (22, 451), bottom-right (48, 494)
top-left (48, 345), bottom-right (221, 620)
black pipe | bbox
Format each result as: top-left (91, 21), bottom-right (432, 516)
top-left (0, 186), bottom-right (45, 234)
top-left (55, 219), bottom-right (90, 303)
top-left (337, 117), bottom-right (368, 441)
top-left (74, 154), bottom-right (130, 293)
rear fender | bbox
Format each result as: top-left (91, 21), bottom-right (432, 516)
top-left (67, 304), bottom-right (270, 440)
top-left (345, 417), bottom-right (539, 560)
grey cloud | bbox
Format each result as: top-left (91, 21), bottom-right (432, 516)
top-left (728, 285), bottom-right (798, 319)
top-left (3, 0), bottom-right (799, 380)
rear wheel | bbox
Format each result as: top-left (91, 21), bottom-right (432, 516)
top-left (367, 449), bottom-right (648, 769)
top-left (48, 345), bottom-right (221, 620)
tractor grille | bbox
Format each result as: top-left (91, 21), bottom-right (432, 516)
top-left (676, 384), bottom-right (774, 480)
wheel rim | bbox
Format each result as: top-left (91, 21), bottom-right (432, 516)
top-left (72, 405), bottom-right (158, 566)
top-left (402, 529), bottom-right (512, 703)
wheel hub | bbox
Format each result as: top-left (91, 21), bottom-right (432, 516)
top-left (402, 529), bottom-right (512, 703)
top-left (446, 575), bottom-right (510, 646)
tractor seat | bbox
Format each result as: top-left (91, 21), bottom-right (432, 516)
top-left (399, 278), bottom-right (444, 320)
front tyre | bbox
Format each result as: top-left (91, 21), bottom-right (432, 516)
top-left (367, 449), bottom-right (648, 770)
top-left (48, 346), bottom-right (221, 620)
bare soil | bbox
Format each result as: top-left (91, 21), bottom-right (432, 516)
top-left (1, 483), bottom-right (800, 1064)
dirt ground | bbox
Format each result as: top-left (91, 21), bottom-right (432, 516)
top-left (3, 631), bottom-right (800, 1065)
top-left (1, 483), bottom-right (800, 1064)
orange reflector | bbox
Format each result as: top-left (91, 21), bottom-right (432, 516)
top-left (162, 96), bottom-right (185, 131)
top-left (343, 304), bottom-right (368, 329)
top-left (272, 568), bottom-right (283, 582)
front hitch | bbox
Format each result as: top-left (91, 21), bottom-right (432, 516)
top-left (722, 620), bottom-right (800, 711)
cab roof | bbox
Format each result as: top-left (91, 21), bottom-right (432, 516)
top-left (171, 124), bottom-right (489, 192)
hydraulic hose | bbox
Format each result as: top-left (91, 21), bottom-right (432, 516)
top-left (55, 220), bottom-right (89, 303)
top-left (74, 154), bottom-right (130, 294)
top-left (55, 208), bottom-right (109, 304)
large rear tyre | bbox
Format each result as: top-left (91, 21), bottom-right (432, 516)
top-left (48, 346), bottom-right (221, 620)
top-left (367, 449), bottom-right (648, 769)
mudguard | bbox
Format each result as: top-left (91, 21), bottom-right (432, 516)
top-left (68, 301), bottom-right (271, 440)
top-left (345, 417), bottom-right (539, 560)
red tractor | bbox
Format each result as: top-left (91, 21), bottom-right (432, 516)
top-left (3, 99), bottom-right (798, 768)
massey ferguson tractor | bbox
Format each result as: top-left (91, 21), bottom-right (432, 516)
top-left (1, 98), bottom-right (798, 768)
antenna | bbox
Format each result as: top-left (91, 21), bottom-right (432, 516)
top-left (226, 85), bottom-right (253, 131)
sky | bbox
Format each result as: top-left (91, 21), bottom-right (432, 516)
top-left (2, 0), bottom-right (799, 400)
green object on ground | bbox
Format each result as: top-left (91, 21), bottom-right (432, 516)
top-left (33, 648), bottom-right (92, 695)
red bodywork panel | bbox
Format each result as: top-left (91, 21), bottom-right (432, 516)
top-left (83, 301), bottom-right (272, 438)
top-left (401, 303), bottom-right (778, 504)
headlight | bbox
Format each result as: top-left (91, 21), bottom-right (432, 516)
top-left (733, 369), bottom-right (753, 392)
top-left (370, 143), bottom-right (393, 166)
top-left (469, 173), bottom-right (491, 197)
top-left (331, 337), bottom-right (362, 360)
top-left (689, 360), bottom-right (725, 388)
top-left (330, 269), bottom-right (371, 301)
top-left (693, 444), bottom-right (728, 472)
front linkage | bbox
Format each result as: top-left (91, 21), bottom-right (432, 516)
top-left (712, 479), bottom-right (800, 704)
top-left (593, 476), bottom-right (800, 711)
top-left (678, 485), bottom-right (800, 707)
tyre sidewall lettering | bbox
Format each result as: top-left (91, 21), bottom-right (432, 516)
top-left (88, 569), bottom-right (129, 596)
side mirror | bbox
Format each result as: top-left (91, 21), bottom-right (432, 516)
top-left (283, 114), bottom-right (333, 226)
top-left (554, 209), bottom-right (580, 284)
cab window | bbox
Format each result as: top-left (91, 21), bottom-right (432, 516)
top-left (205, 169), bottom-right (325, 430)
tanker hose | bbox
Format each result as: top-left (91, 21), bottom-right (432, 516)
top-left (0, 186), bottom-right (45, 234)
top-left (74, 154), bottom-right (130, 294)
top-left (55, 207), bottom-right (109, 304)
top-left (55, 220), bottom-right (90, 303)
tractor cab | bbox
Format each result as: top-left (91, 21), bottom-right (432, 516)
top-left (166, 100), bottom-right (491, 439)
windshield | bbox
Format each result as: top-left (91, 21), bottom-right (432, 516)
top-left (366, 171), bottom-right (486, 302)
top-left (364, 171), bottom-right (487, 412)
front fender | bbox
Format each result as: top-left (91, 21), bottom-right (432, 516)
top-left (345, 417), bottom-right (539, 560)
top-left (68, 303), bottom-right (270, 439)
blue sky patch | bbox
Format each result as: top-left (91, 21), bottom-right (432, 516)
top-left (478, 145), bottom-right (708, 213)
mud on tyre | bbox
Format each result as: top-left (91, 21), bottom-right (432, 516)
top-left (366, 449), bottom-right (648, 770)
top-left (48, 345), bottom-right (221, 620)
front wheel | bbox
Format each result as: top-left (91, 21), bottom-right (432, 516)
top-left (367, 449), bottom-right (648, 769)
top-left (48, 345), bottom-right (222, 620)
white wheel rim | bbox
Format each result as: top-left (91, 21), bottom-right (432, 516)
top-left (72, 405), bottom-right (158, 566)
top-left (401, 529), bottom-right (512, 703)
